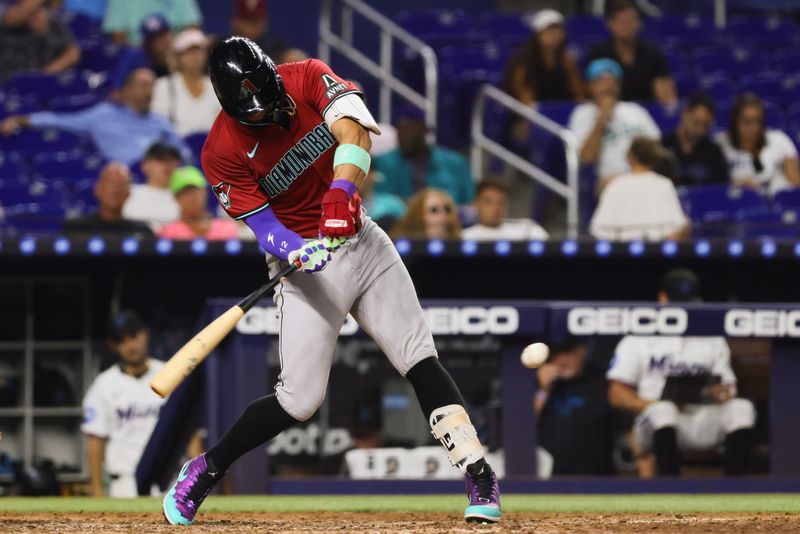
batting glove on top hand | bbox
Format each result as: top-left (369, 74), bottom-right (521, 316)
top-left (288, 237), bottom-right (346, 273)
top-left (319, 188), bottom-right (357, 238)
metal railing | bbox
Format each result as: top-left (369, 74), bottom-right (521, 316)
top-left (318, 0), bottom-right (438, 140)
top-left (470, 85), bottom-right (580, 237)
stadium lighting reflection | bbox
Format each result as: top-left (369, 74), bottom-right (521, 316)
top-left (19, 237), bottom-right (36, 255)
top-left (191, 239), bottom-right (208, 255)
top-left (661, 240), bottom-right (677, 257)
top-left (595, 240), bottom-right (611, 256)
top-left (628, 240), bottom-right (645, 257)
top-left (494, 240), bottom-right (511, 256)
top-left (461, 240), bottom-right (478, 256)
top-left (121, 237), bottom-right (139, 255)
top-left (694, 240), bottom-right (711, 257)
top-left (561, 240), bottom-right (578, 256)
top-left (224, 239), bottom-right (242, 255)
top-left (794, 242), bottom-right (800, 257)
top-left (394, 238), bottom-right (411, 256)
top-left (728, 240), bottom-right (744, 257)
top-left (528, 240), bottom-right (545, 256)
top-left (156, 238), bottom-right (173, 255)
top-left (761, 240), bottom-right (777, 258)
top-left (87, 236), bottom-right (105, 255)
top-left (53, 237), bottom-right (70, 255)
top-left (427, 239), bottom-right (444, 256)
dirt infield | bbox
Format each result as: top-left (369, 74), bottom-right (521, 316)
top-left (0, 511), bottom-right (797, 533)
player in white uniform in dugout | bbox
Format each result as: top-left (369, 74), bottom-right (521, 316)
top-left (82, 312), bottom-right (165, 497)
top-left (607, 269), bottom-right (756, 476)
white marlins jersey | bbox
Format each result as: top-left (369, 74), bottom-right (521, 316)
top-left (607, 336), bottom-right (736, 401)
top-left (82, 359), bottom-right (166, 476)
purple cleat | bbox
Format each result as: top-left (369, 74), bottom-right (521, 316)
top-left (464, 460), bottom-right (501, 523)
top-left (163, 453), bottom-right (223, 525)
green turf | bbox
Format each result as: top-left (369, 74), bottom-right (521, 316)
top-left (0, 494), bottom-right (798, 514)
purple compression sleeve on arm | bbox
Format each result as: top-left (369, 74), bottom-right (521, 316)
top-left (244, 206), bottom-right (306, 261)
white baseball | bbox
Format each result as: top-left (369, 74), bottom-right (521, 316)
top-left (521, 343), bottom-right (549, 368)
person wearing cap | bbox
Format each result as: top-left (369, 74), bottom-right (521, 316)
top-left (103, 0), bottom-right (201, 46)
top-left (82, 311), bottom-right (166, 497)
top-left (568, 58), bottom-right (660, 188)
top-left (535, 337), bottom-right (616, 476)
top-left (229, 0), bottom-right (285, 60)
top-left (64, 162), bottom-right (154, 235)
top-left (152, 28), bottom-right (221, 136)
top-left (589, 136), bottom-right (689, 241)
top-left (585, 0), bottom-right (676, 104)
top-left (504, 9), bottom-right (584, 107)
top-left (110, 13), bottom-right (174, 92)
top-left (122, 142), bottom-right (182, 230)
top-left (0, 67), bottom-right (192, 165)
top-left (158, 166), bottom-right (239, 240)
top-left (373, 104), bottom-right (475, 205)
top-left (607, 268), bottom-right (756, 477)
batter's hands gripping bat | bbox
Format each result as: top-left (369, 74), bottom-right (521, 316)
top-left (150, 262), bottom-right (299, 398)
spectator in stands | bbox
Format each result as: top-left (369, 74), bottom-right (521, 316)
top-left (230, 0), bottom-right (285, 59)
top-left (103, 0), bottom-right (201, 45)
top-left (590, 136), bottom-right (689, 241)
top-left (536, 337), bottom-right (615, 475)
top-left (391, 188), bottom-right (461, 240)
top-left (715, 93), bottom-right (800, 195)
top-left (122, 142), bottom-right (181, 230)
top-left (64, 163), bottom-right (154, 235)
top-left (82, 311), bottom-right (166, 497)
top-left (504, 9), bottom-right (585, 106)
top-left (569, 59), bottom-right (660, 187)
top-left (63, 0), bottom-right (107, 21)
top-left (0, 0), bottom-right (80, 81)
top-left (586, 0), bottom-right (676, 105)
top-left (158, 166), bottom-right (239, 240)
top-left (662, 92), bottom-right (730, 186)
top-left (111, 13), bottom-right (173, 91)
top-left (461, 179), bottom-right (549, 241)
top-left (361, 170), bottom-right (407, 230)
top-left (152, 28), bottom-right (220, 136)
top-left (0, 68), bottom-right (191, 165)
top-left (374, 105), bottom-right (474, 205)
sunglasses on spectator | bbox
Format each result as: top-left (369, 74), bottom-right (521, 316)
top-left (427, 204), bottom-right (452, 214)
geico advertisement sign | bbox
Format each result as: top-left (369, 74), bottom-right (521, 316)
top-left (237, 306), bottom-right (519, 336)
top-left (725, 309), bottom-right (800, 337)
top-left (568, 307), bottom-right (688, 335)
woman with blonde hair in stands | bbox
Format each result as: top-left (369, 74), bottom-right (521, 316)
top-left (590, 136), bottom-right (689, 242)
top-left (391, 188), bottom-right (462, 240)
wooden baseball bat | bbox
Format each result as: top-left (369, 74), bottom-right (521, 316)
top-left (150, 262), bottom-right (299, 398)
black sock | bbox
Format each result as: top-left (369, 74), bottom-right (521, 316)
top-left (206, 394), bottom-right (297, 472)
top-left (724, 428), bottom-right (751, 476)
top-left (405, 356), bottom-right (466, 420)
top-left (653, 427), bottom-right (680, 476)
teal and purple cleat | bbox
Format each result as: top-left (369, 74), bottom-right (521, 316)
top-left (464, 461), bottom-right (501, 523)
top-left (163, 453), bottom-right (223, 525)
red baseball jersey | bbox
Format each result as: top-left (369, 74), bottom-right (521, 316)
top-left (201, 59), bottom-right (360, 237)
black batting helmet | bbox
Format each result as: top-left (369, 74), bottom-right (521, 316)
top-left (208, 36), bottom-right (292, 128)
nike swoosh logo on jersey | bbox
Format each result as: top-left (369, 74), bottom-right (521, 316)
top-left (247, 141), bottom-right (260, 159)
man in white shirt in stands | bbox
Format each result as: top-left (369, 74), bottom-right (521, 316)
top-left (461, 179), bottom-right (549, 241)
top-left (607, 269), bottom-right (756, 476)
top-left (82, 311), bottom-right (165, 497)
top-left (569, 58), bottom-right (660, 190)
top-left (122, 142), bottom-right (181, 231)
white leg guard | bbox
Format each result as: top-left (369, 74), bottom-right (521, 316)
top-left (430, 404), bottom-right (484, 473)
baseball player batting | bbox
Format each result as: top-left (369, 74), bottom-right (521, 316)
top-left (162, 37), bottom-right (500, 525)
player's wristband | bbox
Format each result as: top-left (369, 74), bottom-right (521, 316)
top-left (333, 143), bottom-right (370, 176)
top-left (330, 179), bottom-right (358, 198)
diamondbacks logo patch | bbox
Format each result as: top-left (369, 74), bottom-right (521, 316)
top-left (321, 73), bottom-right (347, 99)
top-left (212, 181), bottom-right (232, 209)
top-left (239, 78), bottom-right (258, 99)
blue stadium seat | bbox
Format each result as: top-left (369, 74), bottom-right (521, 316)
top-left (0, 152), bottom-right (26, 181)
top-left (5, 71), bottom-right (93, 102)
top-left (723, 16), bottom-right (799, 48)
top-left (738, 76), bottom-right (797, 108)
top-left (565, 14), bottom-right (606, 44)
top-left (0, 180), bottom-right (67, 209)
top-left (2, 203), bottom-right (65, 233)
top-left (690, 48), bottom-right (760, 77)
top-left (183, 132), bottom-right (208, 165)
top-left (678, 184), bottom-right (766, 224)
top-left (1, 129), bottom-right (86, 157)
top-left (65, 12), bottom-right (103, 42)
top-left (773, 189), bottom-right (800, 210)
top-left (536, 101), bottom-right (576, 128)
top-left (70, 179), bottom-right (98, 215)
top-left (438, 45), bottom-right (509, 79)
top-left (79, 42), bottom-right (123, 73)
top-left (0, 95), bottom-right (40, 119)
top-left (30, 152), bottom-right (106, 185)
top-left (647, 14), bottom-right (719, 44)
top-left (696, 75), bottom-right (735, 104)
top-left (476, 12), bottom-right (532, 43)
top-left (735, 207), bottom-right (800, 239)
top-left (643, 103), bottom-right (680, 134)
top-left (396, 10), bottom-right (475, 46)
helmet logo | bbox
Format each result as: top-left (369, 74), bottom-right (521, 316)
top-left (239, 78), bottom-right (258, 99)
